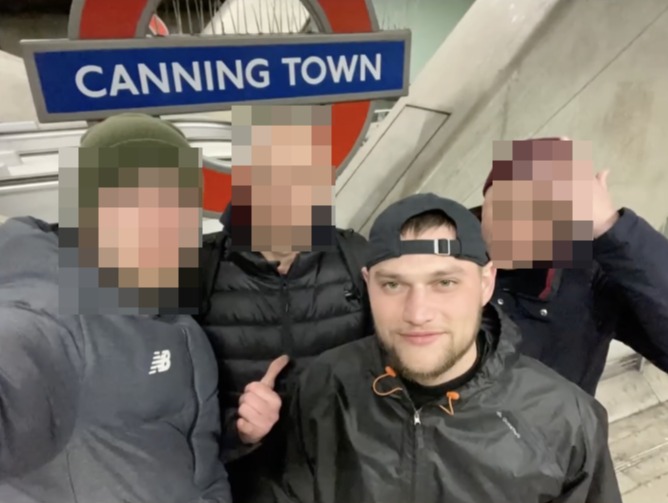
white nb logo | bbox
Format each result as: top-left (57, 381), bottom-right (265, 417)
top-left (149, 350), bottom-right (171, 375)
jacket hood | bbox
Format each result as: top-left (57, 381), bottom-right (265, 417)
top-left (472, 303), bottom-right (521, 391)
top-left (0, 217), bottom-right (59, 309)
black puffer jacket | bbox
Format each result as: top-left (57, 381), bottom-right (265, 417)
top-left (202, 232), bottom-right (370, 407)
top-left (276, 306), bottom-right (622, 503)
top-left (197, 217), bottom-right (371, 501)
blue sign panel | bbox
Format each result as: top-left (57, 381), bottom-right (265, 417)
top-left (22, 32), bottom-right (410, 123)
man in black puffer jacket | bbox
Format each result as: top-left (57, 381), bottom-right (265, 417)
top-left (196, 105), bottom-right (372, 503)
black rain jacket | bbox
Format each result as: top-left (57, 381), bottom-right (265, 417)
top-left (275, 306), bottom-right (622, 503)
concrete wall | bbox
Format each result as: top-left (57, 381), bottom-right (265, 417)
top-left (0, 51), bottom-right (39, 122)
top-left (373, 0), bottom-right (475, 83)
top-left (0, 14), bottom-right (68, 56)
top-left (336, 0), bottom-right (668, 236)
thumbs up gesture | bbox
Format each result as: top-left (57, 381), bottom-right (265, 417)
top-left (237, 355), bottom-right (290, 445)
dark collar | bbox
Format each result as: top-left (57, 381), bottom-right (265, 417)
top-left (228, 248), bottom-right (322, 280)
top-left (496, 268), bottom-right (563, 301)
top-left (220, 204), bottom-right (324, 280)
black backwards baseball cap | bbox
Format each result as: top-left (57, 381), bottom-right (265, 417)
top-left (366, 193), bottom-right (490, 269)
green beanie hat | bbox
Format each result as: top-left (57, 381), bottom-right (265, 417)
top-left (77, 113), bottom-right (200, 175)
top-left (80, 113), bottom-right (191, 150)
top-left (76, 114), bottom-right (200, 200)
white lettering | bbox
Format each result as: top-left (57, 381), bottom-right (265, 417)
top-left (172, 62), bottom-right (202, 93)
top-left (138, 63), bottom-right (170, 94)
top-left (281, 57), bottom-right (301, 86)
top-left (203, 61), bottom-right (214, 91)
top-left (75, 65), bottom-right (107, 98)
top-left (245, 58), bottom-right (270, 88)
top-left (73, 52), bottom-right (375, 100)
top-left (326, 55), bottom-right (358, 83)
top-left (360, 53), bottom-right (382, 82)
top-left (215, 60), bottom-right (244, 90)
top-left (301, 56), bottom-right (327, 85)
top-left (109, 65), bottom-right (140, 97)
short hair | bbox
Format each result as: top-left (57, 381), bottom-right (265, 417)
top-left (400, 210), bottom-right (457, 237)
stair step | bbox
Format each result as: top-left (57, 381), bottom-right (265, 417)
top-left (597, 363), bottom-right (668, 423)
top-left (609, 402), bottom-right (668, 498)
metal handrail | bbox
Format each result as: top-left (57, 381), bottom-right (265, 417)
top-left (1, 119), bottom-right (231, 143)
top-left (0, 173), bottom-right (58, 188)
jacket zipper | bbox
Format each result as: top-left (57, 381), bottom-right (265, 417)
top-left (412, 407), bottom-right (424, 501)
top-left (280, 277), bottom-right (294, 356)
top-left (398, 386), bottom-right (426, 501)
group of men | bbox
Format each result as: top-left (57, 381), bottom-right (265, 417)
top-left (0, 108), bottom-right (667, 503)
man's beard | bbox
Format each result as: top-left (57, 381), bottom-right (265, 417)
top-left (380, 308), bottom-right (483, 385)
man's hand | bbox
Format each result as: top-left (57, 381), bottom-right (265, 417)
top-left (237, 355), bottom-right (290, 445)
top-left (556, 138), bottom-right (618, 239)
top-left (592, 169), bottom-right (619, 238)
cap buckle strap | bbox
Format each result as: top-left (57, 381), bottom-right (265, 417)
top-left (433, 239), bottom-right (451, 256)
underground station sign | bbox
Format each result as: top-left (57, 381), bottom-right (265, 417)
top-left (21, 31), bottom-right (411, 123)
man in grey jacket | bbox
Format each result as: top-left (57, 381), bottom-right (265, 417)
top-left (0, 114), bottom-right (231, 503)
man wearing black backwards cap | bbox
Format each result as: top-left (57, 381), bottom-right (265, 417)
top-left (274, 193), bottom-right (621, 503)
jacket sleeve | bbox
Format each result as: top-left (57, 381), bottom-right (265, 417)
top-left (219, 405), bottom-right (263, 463)
top-left (592, 208), bottom-right (668, 371)
top-left (273, 382), bottom-right (317, 503)
top-left (273, 358), bottom-right (343, 503)
top-left (0, 307), bottom-right (83, 478)
top-left (553, 400), bottom-right (622, 503)
top-left (186, 329), bottom-right (232, 503)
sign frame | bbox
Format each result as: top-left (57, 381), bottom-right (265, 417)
top-left (22, 30), bottom-right (411, 124)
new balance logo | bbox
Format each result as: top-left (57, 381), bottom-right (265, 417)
top-left (149, 350), bottom-right (171, 375)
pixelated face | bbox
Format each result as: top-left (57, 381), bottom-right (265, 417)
top-left (58, 145), bottom-right (202, 315)
top-left (481, 139), bottom-right (594, 269)
top-left (230, 105), bottom-right (334, 252)
top-left (96, 167), bottom-right (201, 287)
top-left (365, 225), bottom-right (495, 385)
